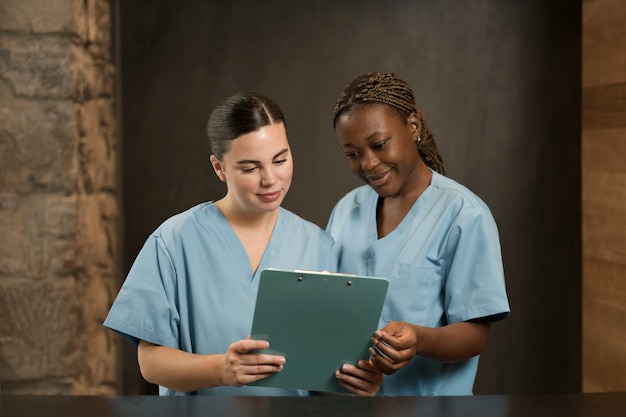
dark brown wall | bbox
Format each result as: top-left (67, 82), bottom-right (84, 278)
top-left (117, 0), bottom-right (581, 395)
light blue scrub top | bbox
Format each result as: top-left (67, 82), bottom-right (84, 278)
top-left (104, 202), bottom-right (337, 396)
top-left (326, 170), bottom-right (510, 396)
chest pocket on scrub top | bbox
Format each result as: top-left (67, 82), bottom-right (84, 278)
top-left (381, 262), bottom-right (437, 325)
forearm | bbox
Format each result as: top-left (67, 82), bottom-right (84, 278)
top-left (411, 320), bottom-right (491, 362)
top-left (138, 341), bottom-right (226, 392)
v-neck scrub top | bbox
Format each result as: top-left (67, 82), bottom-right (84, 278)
top-left (326, 170), bottom-right (510, 396)
top-left (104, 202), bottom-right (337, 396)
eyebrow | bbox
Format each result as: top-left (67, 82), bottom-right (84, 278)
top-left (342, 132), bottom-right (386, 148)
top-left (235, 148), bottom-right (289, 165)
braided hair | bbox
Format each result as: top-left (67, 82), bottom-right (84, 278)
top-left (332, 72), bottom-right (445, 175)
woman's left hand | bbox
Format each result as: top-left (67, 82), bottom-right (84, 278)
top-left (335, 359), bottom-right (383, 396)
top-left (369, 321), bottom-right (419, 374)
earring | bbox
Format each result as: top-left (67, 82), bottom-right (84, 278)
top-left (417, 136), bottom-right (422, 143)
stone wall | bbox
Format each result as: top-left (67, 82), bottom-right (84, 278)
top-left (0, 0), bottom-right (120, 395)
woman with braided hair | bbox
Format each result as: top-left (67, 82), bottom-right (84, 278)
top-left (327, 72), bottom-right (510, 396)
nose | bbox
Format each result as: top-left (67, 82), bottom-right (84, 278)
top-left (361, 150), bottom-right (379, 171)
top-left (260, 167), bottom-right (277, 187)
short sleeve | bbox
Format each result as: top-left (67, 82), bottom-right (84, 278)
top-left (103, 234), bottom-right (181, 348)
top-left (444, 207), bottom-right (510, 324)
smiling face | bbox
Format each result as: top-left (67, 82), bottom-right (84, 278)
top-left (334, 104), bottom-right (427, 199)
top-left (210, 122), bottom-right (293, 215)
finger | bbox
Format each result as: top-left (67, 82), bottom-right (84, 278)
top-left (232, 351), bottom-right (286, 369)
top-left (248, 363), bottom-right (285, 376)
top-left (253, 353), bottom-right (286, 366)
top-left (369, 347), bottom-right (406, 374)
top-left (371, 337), bottom-right (414, 363)
top-left (234, 338), bottom-right (270, 353)
top-left (369, 350), bottom-right (395, 374)
top-left (337, 379), bottom-right (380, 397)
top-left (341, 362), bottom-right (382, 381)
top-left (335, 364), bottom-right (382, 396)
top-left (370, 339), bottom-right (402, 361)
top-left (233, 369), bottom-right (282, 387)
top-left (230, 361), bottom-right (285, 386)
top-left (376, 322), bottom-right (402, 338)
top-left (374, 330), bottom-right (409, 350)
top-left (356, 359), bottom-right (382, 373)
top-left (335, 379), bottom-right (356, 396)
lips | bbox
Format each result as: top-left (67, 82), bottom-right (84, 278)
top-left (365, 169), bottom-right (390, 187)
top-left (258, 191), bottom-right (281, 203)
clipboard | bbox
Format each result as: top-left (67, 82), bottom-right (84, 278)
top-left (248, 268), bottom-right (389, 393)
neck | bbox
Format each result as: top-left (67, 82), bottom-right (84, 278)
top-left (215, 197), bottom-right (279, 230)
top-left (376, 164), bottom-right (432, 238)
top-left (389, 162), bottom-right (432, 204)
top-left (214, 197), bottom-right (279, 274)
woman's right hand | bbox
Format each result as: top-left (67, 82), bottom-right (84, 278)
top-left (138, 338), bottom-right (285, 392)
top-left (222, 338), bottom-right (286, 387)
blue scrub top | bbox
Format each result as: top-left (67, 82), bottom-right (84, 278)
top-left (326, 170), bottom-right (510, 396)
top-left (104, 202), bottom-right (337, 396)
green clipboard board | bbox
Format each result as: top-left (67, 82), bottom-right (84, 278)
top-left (248, 268), bottom-right (389, 393)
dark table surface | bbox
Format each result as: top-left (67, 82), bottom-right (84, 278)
top-left (2, 392), bottom-right (626, 417)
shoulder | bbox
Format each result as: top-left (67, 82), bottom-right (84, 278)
top-left (430, 171), bottom-right (493, 214)
top-left (332, 185), bottom-right (376, 212)
top-left (428, 172), bottom-right (500, 237)
top-left (338, 184), bottom-right (375, 203)
top-left (279, 207), bottom-right (334, 244)
top-left (153, 201), bottom-right (217, 241)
